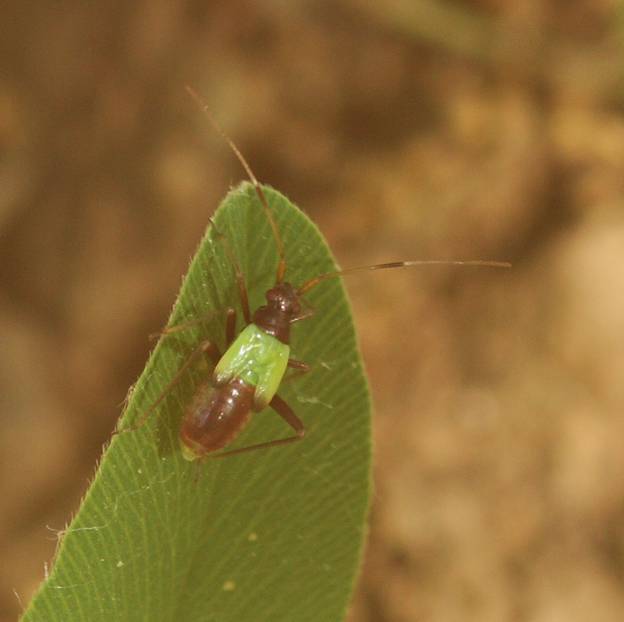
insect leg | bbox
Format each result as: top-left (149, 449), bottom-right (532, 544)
top-left (279, 360), bottom-right (312, 385)
top-left (208, 217), bottom-right (252, 324)
top-left (150, 307), bottom-right (237, 347)
top-left (287, 358), bottom-right (310, 371)
top-left (148, 311), bottom-right (219, 341)
top-left (114, 339), bottom-right (222, 435)
top-left (207, 394), bottom-right (305, 459)
top-left (290, 301), bottom-right (315, 324)
top-left (280, 358), bottom-right (311, 384)
top-left (225, 307), bottom-right (237, 346)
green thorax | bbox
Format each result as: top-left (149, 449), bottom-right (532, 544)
top-left (214, 323), bottom-right (290, 411)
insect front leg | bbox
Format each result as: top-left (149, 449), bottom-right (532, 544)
top-left (207, 393), bottom-right (305, 459)
top-left (290, 301), bottom-right (315, 324)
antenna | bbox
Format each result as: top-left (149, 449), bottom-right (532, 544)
top-left (297, 260), bottom-right (511, 294)
top-left (185, 85), bottom-right (287, 283)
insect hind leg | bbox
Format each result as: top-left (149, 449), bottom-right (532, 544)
top-left (114, 339), bottom-right (222, 435)
top-left (205, 393), bottom-right (305, 459)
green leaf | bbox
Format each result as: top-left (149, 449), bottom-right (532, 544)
top-left (22, 183), bottom-right (372, 622)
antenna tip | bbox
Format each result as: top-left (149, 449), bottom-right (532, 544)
top-left (185, 85), bottom-right (202, 105)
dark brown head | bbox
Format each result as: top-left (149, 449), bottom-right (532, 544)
top-left (253, 282), bottom-right (301, 344)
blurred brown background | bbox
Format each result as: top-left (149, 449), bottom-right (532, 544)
top-left (2, 1), bottom-right (624, 621)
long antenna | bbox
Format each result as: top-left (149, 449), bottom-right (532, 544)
top-left (185, 85), bottom-right (287, 283)
top-left (297, 260), bottom-right (511, 294)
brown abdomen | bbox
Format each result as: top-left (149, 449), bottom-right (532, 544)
top-left (179, 377), bottom-right (255, 458)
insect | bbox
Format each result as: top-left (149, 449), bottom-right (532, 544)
top-left (119, 86), bottom-right (510, 461)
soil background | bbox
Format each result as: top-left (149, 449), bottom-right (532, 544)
top-left (2, 2), bottom-right (624, 621)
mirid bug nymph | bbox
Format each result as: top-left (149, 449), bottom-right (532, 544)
top-left (116, 86), bottom-right (510, 461)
